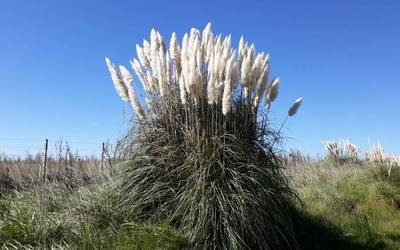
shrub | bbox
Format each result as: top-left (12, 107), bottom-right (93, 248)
top-left (106, 23), bottom-right (302, 249)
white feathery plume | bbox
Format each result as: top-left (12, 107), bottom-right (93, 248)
top-left (128, 87), bottom-right (145, 119)
top-left (119, 65), bottom-right (145, 119)
top-left (202, 22), bottom-right (213, 60)
top-left (288, 97), bottom-right (303, 117)
top-left (119, 65), bottom-right (133, 85)
top-left (237, 36), bottom-right (246, 71)
top-left (181, 33), bottom-right (189, 59)
top-left (250, 53), bottom-right (264, 87)
top-left (179, 74), bottom-right (187, 104)
top-left (136, 44), bottom-right (150, 69)
top-left (207, 76), bottom-right (216, 105)
top-left (205, 37), bottom-right (214, 63)
top-left (195, 48), bottom-right (203, 93)
top-left (150, 29), bottom-right (159, 52)
top-left (207, 52), bottom-right (217, 105)
top-left (169, 32), bottom-right (181, 76)
top-left (253, 61), bottom-right (270, 108)
top-left (156, 57), bottom-right (165, 96)
top-left (166, 52), bottom-right (172, 85)
top-left (150, 29), bottom-right (160, 74)
top-left (187, 30), bottom-right (202, 100)
top-left (146, 71), bottom-right (157, 93)
top-left (266, 78), bottom-right (280, 103)
top-left (225, 51), bottom-right (235, 82)
top-left (214, 56), bottom-right (225, 103)
top-left (158, 43), bottom-right (167, 93)
top-left (222, 79), bottom-right (233, 115)
top-left (230, 60), bottom-right (239, 87)
top-left (222, 53), bottom-right (236, 115)
top-left (180, 33), bottom-right (190, 94)
top-left (240, 53), bottom-right (252, 89)
top-left (196, 41), bottom-right (202, 71)
top-left (188, 50), bottom-right (202, 104)
top-left (157, 31), bottom-right (166, 53)
top-left (188, 47), bottom-right (197, 94)
top-left (142, 40), bottom-right (151, 68)
top-left (105, 57), bottom-right (130, 102)
top-left (249, 44), bottom-right (256, 65)
top-left (202, 23), bottom-right (212, 43)
top-left (130, 59), bottom-right (150, 93)
top-left (222, 35), bottom-right (231, 60)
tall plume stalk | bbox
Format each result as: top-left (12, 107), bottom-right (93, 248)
top-left (106, 23), bottom-right (302, 250)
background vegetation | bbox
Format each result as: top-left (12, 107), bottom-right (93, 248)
top-left (1, 148), bottom-right (399, 249)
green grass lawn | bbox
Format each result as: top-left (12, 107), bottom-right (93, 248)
top-left (1, 162), bottom-right (399, 249)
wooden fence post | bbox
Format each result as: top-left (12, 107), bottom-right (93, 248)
top-left (101, 142), bottom-right (105, 172)
top-left (43, 138), bottom-right (48, 181)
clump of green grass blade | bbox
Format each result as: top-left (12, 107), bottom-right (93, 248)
top-left (0, 185), bottom-right (77, 248)
top-left (0, 182), bottom-right (187, 249)
top-left (74, 221), bottom-right (186, 250)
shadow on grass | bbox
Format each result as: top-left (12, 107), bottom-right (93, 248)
top-left (0, 178), bottom-right (19, 199)
top-left (291, 208), bottom-right (385, 250)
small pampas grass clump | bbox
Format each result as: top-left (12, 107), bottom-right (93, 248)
top-left (106, 23), bottom-right (302, 250)
top-left (322, 140), bottom-right (340, 160)
top-left (322, 139), bottom-right (360, 162)
top-left (366, 140), bottom-right (399, 178)
top-left (342, 140), bottom-right (360, 159)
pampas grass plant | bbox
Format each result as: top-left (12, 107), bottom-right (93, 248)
top-left (106, 23), bottom-right (302, 249)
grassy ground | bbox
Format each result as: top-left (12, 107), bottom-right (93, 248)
top-left (0, 182), bottom-right (187, 249)
top-left (1, 161), bottom-right (399, 249)
top-left (287, 161), bottom-right (400, 250)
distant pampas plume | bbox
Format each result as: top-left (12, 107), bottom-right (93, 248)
top-left (105, 23), bottom-right (303, 250)
top-left (288, 98), bottom-right (303, 117)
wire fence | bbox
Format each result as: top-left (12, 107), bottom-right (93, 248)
top-left (0, 137), bottom-right (115, 159)
top-left (0, 137), bottom-right (119, 182)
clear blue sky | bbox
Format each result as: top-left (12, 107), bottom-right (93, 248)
top-left (0, 0), bottom-right (399, 156)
